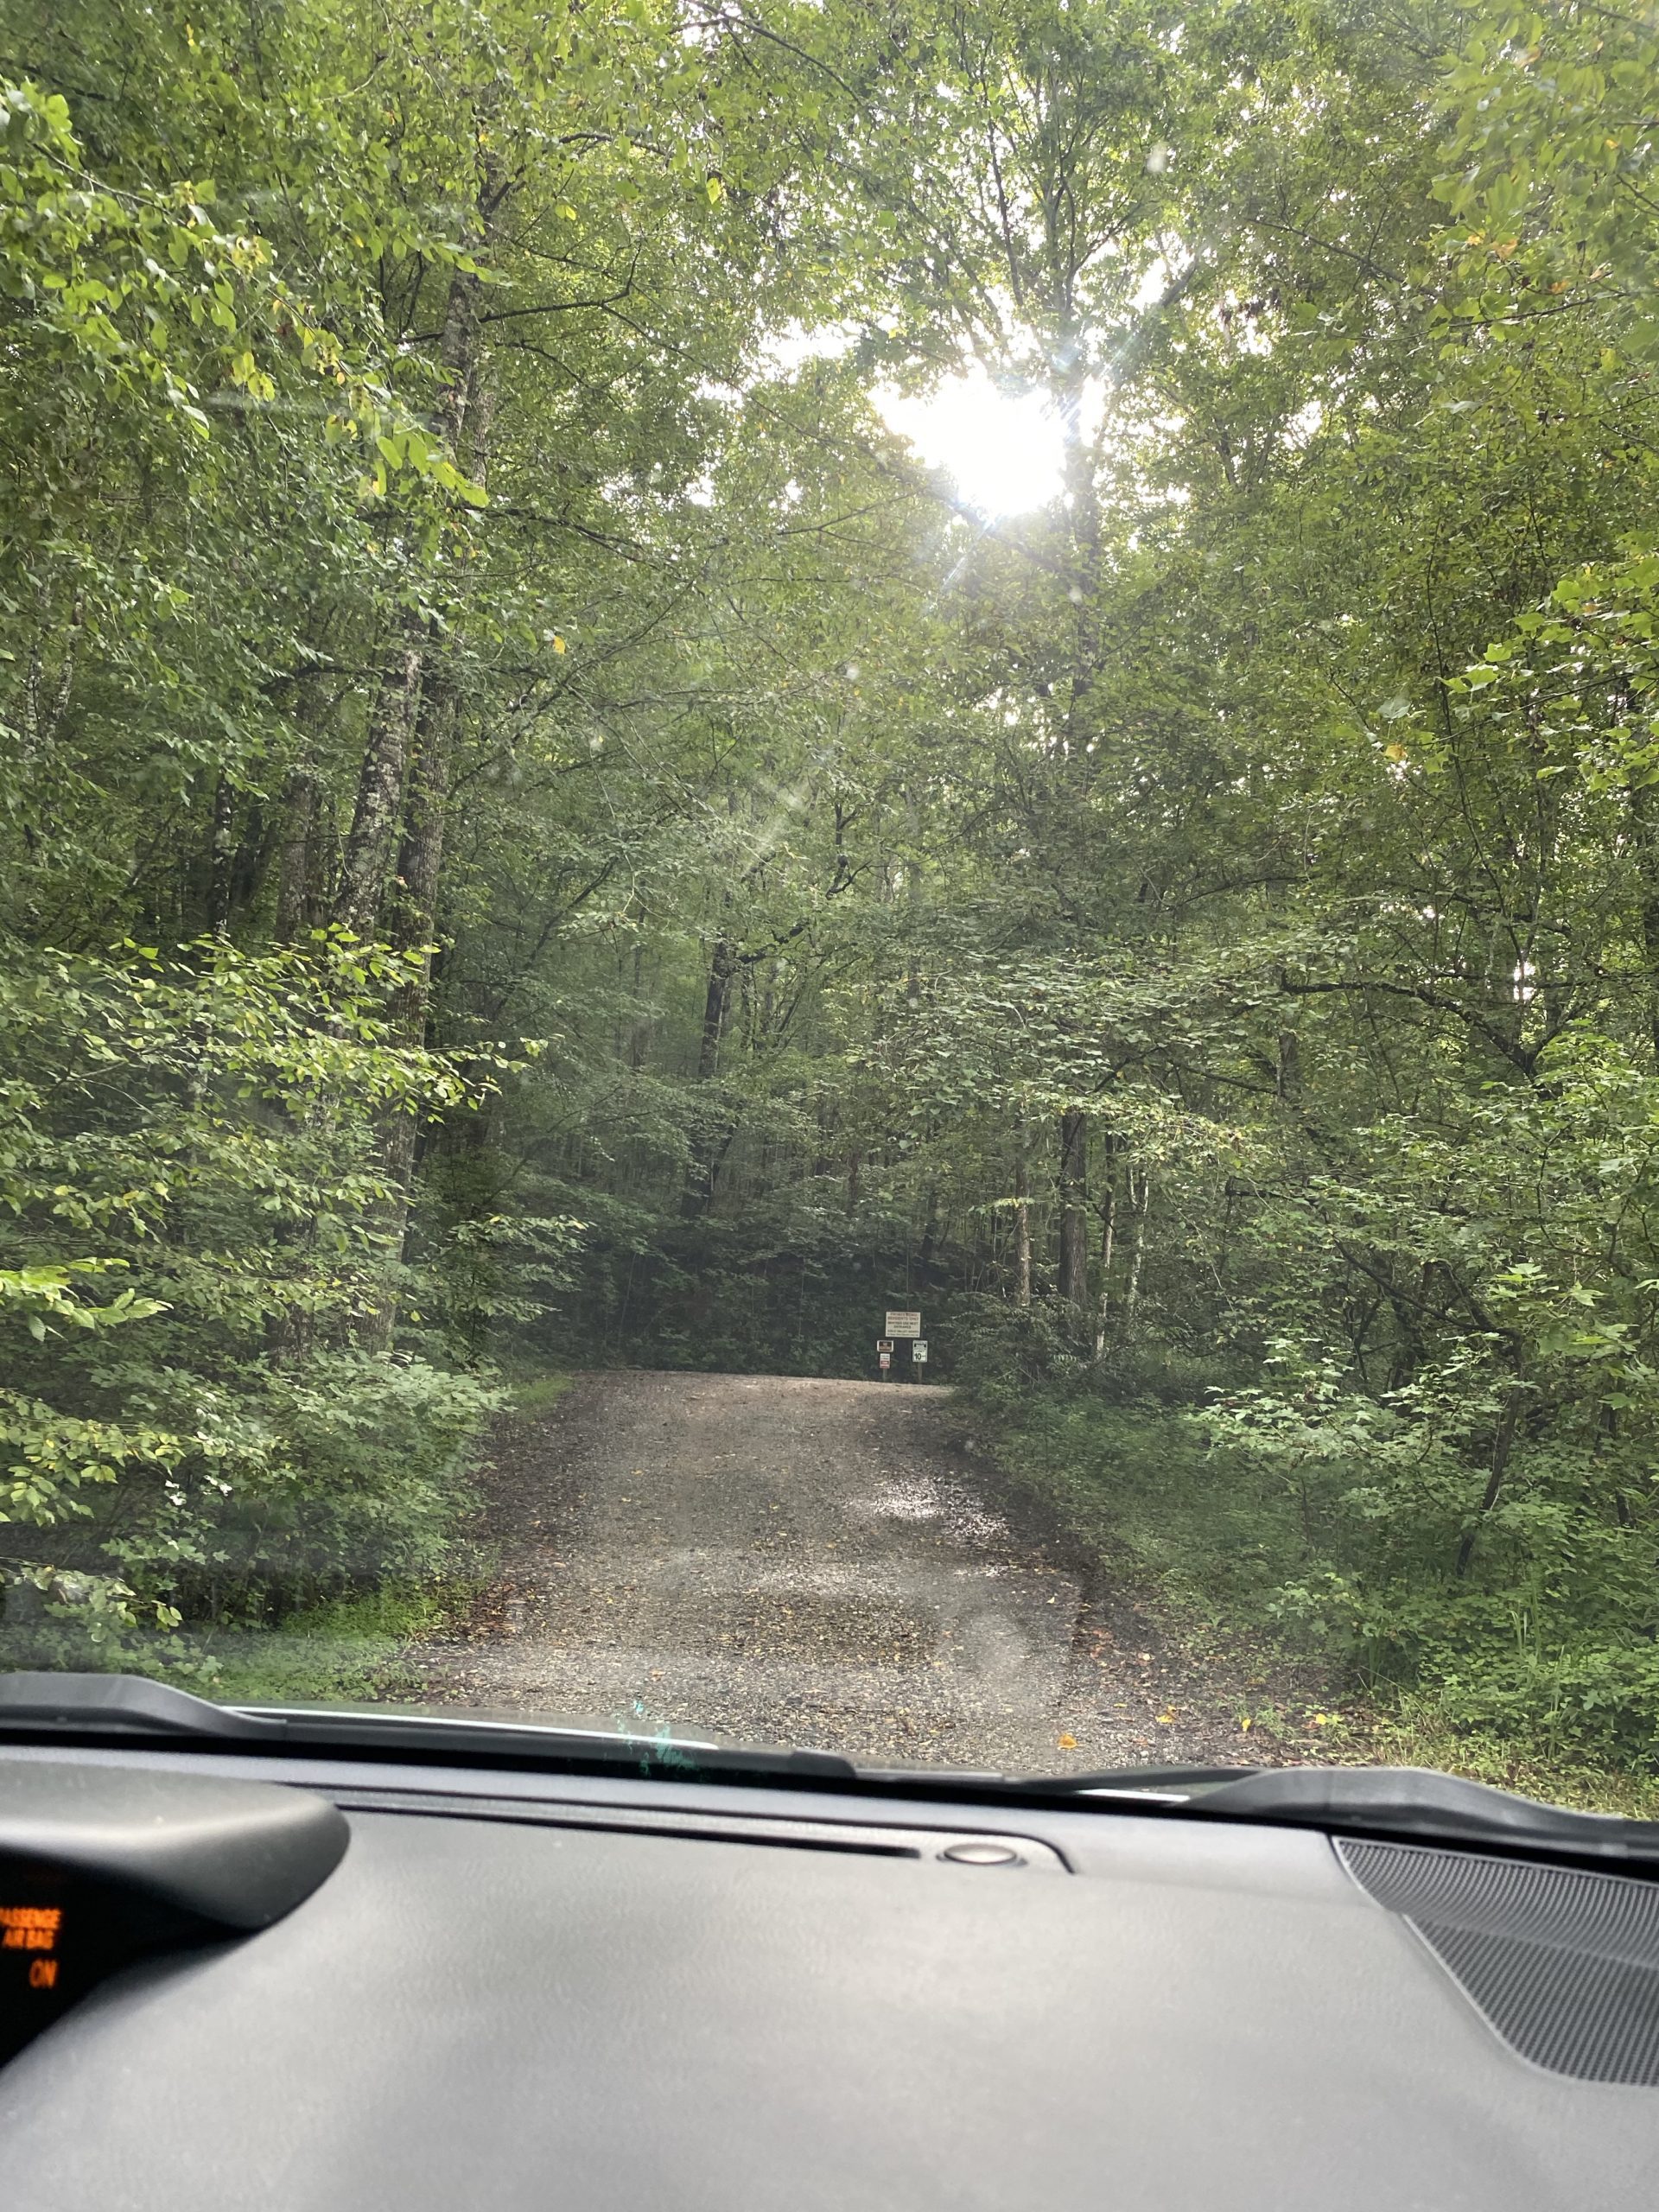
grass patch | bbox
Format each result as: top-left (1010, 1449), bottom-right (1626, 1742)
top-left (969, 1382), bottom-right (1659, 1817)
top-left (199, 1372), bottom-right (568, 1706)
top-left (1350, 1698), bottom-right (1659, 1819)
top-left (972, 1391), bottom-right (1302, 1631)
top-left (495, 1361), bottom-right (577, 1419)
top-left (196, 1578), bottom-right (480, 1707)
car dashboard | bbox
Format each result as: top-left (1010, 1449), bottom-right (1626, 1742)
top-left (1, 1735), bottom-right (1656, 2210)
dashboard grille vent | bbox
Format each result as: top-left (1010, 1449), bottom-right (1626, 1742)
top-left (1338, 1837), bottom-right (1659, 2085)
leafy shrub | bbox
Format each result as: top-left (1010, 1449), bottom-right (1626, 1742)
top-left (0, 932), bottom-right (502, 1665)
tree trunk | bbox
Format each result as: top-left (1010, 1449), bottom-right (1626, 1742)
top-left (378, 670), bottom-right (457, 1206)
top-left (353, 256), bottom-right (491, 1347)
top-left (334, 635), bottom-right (423, 938)
top-left (1455, 1380), bottom-right (1526, 1578)
top-left (628, 939), bottom-right (649, 1069)
top-left (1276, 1027), bottom-right (1300, 1102)
top-left (333, 261), bottom-right (486, 947)
top-left (1094, 1173), bottom-right (1117, 1355)
top-left (1057, 336), bottom-right (1104, 772)
top-left (275, 769), bottom-right (325, 940)
top-left (1057, 1109), bottom-right (1089, 1312)
top-left (697, 936), bottom-right (736, 1083)
top-left (385, 263), bottom-right (491, 1055)
top-left (1629, 779), bottom-right (1659, 1070)
top-left (1124, 1167), bottom-right (1149, 1316)
top-left (919, 1182), bottom-right (939, 1273)
top-left (375, 271), bottom-right (496, 1330)
top-left (683, 934), bottom-right (738, 1214)
top-left (388, 674), bottom-right (454, 1000)
top-left (207, 772), bottom-right (236, 935)
top-left (1013, 1136), bottom-right (1032, 1307)
top-left (17, 582), bottom-right (83, 771)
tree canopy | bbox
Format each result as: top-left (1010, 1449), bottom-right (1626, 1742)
top-left (5, 0), bottom-right (1659, 1777)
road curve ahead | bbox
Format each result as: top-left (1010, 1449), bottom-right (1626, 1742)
top-left (412, 1370), bottom-right (1254, 1773)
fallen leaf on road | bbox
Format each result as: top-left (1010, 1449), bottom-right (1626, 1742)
top-left (1057, 1733), bottom-right (1077, 1751)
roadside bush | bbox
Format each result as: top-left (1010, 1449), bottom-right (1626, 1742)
top-left (961, 1328), bottom-right (1659, 1771)
top-left (0, 933), bottom-right (502, 1667)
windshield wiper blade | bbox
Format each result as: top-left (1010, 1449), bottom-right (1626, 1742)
top-left (0, 1671), bottom-right (287, 1738)
top-left (0, 1672), bottom-right (860, 1782)
top-left (1039, 1760), bottom-right (1659, 1867)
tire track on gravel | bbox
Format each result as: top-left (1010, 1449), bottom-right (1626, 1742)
top-left (411, 1370), bottom-right (1283, 1772)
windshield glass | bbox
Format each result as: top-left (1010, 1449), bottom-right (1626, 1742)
top-left (3, 0), bottom-right (1657, 1813)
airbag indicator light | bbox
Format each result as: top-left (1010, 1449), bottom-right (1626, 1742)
top-left (0, 1894), bottom-right (79, 2056)
top-left (1, 1905), bottom-right (61, 1951)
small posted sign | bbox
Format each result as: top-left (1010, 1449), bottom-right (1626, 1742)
top-left (878, 1351), bottom-right (892, 1371)
top-left (912, 1339), bottom-right (929, 1365)
top-left (885, 1310), bottom-right (922, 1338)
top-left (876, 1338), bottom-right (893, 1355)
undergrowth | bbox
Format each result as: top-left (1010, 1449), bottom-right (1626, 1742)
top-left (967, 1370), bottom-right (1659, 1817)
top-left (188, 1366), bottom-right (575, 1703)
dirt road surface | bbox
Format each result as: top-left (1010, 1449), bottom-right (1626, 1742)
top-left (411, 1370), bottom-right (1278, 1773)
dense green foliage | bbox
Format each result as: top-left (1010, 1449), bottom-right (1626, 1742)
top-left (4, 0), bottom-right (1659, 1770)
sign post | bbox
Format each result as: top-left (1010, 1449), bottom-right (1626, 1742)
top-left (883, 1311), bottom-right (921, 1380)
top-left (875, 1337), bottom-right (893, 1380)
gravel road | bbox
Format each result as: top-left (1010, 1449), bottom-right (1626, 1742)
top-left (411, 1370), bottom-right (1278, 1774)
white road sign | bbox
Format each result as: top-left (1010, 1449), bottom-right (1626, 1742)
top-left (885, 1310), bottom-right (922, 1338)
top-left (912, 1339), bottom-right (929, 1363)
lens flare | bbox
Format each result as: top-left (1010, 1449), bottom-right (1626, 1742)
top-left (880, 369), bottom-right (1066, 518)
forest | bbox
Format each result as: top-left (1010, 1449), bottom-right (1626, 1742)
top-left (3, 0), bottom-right (1659, 1785)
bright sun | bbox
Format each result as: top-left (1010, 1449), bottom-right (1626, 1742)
top-left (879, 367), bottom-right (1066, 519)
